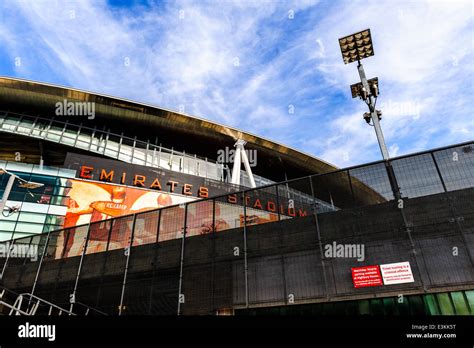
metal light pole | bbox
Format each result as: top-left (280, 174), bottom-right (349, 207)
top-left (339, 29), bottom-right (390, 160)
top-left (356, 62), bottom-right (389, 160)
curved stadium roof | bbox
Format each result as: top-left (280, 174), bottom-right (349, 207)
top-left (0, 76), bottom-right (386, 206)
top-left (0, 76), bottom-right (337, 182)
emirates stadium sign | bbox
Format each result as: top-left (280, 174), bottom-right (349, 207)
top-left (64, 153), bottom-right (239, 199)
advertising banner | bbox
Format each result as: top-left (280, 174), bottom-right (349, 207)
top-left (56, 179), bottom-right (280, 258)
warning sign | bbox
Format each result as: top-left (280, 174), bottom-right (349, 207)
top-left (380, 261), bottom-right (414, 285)
top-left (351, 265), bottom-right (383, 288)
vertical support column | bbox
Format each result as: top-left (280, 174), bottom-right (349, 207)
top-left (177, 205), bottom-right (188, 315)
top-left (231, 147), bottom-right (241, 185)
top-left (147, 210), bottom-right (162, 315)
top-left (275, 184), bottom-right (288, 304)
top-left (95, 219), bottom-right (114, 308)
top-left (158, 146), bottom-right (162, 169)
top-left (131, 136), bottom-right (137, 163)
top-left (0, 237), bottom-right (15, 281)
top-left (240, 147), bottom-right (256, 188)
top-left (102, 128), bottom-right (110, 155)
top-left (58, 120), bottom-right (68, 144)
top-left (145, 140), bottom-right (150, 167)
top-left (90, 126), bottom-right (97, 151)
top-left (385, 161), bottom-right (402, 201)
top-left (210, 198), bottom-right (216, 314)
top-left (242, 191), bottom-right (249, 308)
top-left (275, 185), bottom-right (281, 221)
top-left (69, 223), bottom-right (91, 314)
top-left (152, 146), bottom-right (157, 167)
top-left (30, 231), bottom-right (52, 297)
top-left (72, 122), bottom-right (82, 148)
top-left (117, 132), bottom-right (123, 159)
top-left (431, 152), bottom-right (447, 193)
top-left (119, 214), bottom-right (137, 316)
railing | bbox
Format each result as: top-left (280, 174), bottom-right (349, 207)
top-left (0, 286), bottom-right (75, 315)
top-left (0, 141), bottom-right (472, 314)
top-left (0, 110), bottom-right (276, 186)
top-left (1, 141), bottom-right (472, 259)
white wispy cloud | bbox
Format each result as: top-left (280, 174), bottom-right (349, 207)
top-left (0, 0), bottom-right (472, 168)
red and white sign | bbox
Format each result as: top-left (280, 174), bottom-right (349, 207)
top-left (351, 265), bottom-right (383, 288)
top-left (380, 261), bottom-right (414, 285)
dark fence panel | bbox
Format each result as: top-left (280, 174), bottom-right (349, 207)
top-left (0, 142), bottom-right (472, 315)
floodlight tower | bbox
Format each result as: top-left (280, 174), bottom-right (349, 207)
top-left (339, 29), bottom-right (402, 200)
top-left (339, 29), bottom-right (389, 160)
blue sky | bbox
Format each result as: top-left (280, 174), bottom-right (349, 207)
top-left (0, 0), bottom-right (472, 167)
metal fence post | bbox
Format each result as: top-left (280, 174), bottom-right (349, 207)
top-left (30, 231), bottom-right (52, 298)
top-left (431, 152), bottom-right (448, 192)
top-left (147, 210), bottom-right (162, 315)
top-left (210, 198), bottom-right (216, 314)
top-left (94, 220), bottom-right (114, 308)
top-left (243, 191), bottom-right (249, 308)
top-left (275, 184), bottom-right (281, 221)
top-left (388, 158), bottom-right (428, 291)
top-left (0, 239), bottom-right (15, 281)
top-left (177, 205), bottom-right (188, 315)
top-left (119, 214), bottom-right (136, 315)
top-left (69, 223), bottom-right (91, 314)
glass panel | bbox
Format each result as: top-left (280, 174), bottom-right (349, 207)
top-left (133, 210), bottom-right (159, 246)
top-left (6, 236), bottom-right (33, 267)
top-left (108, 215), bottom-right (134, 251)
top-left (132, 148), bottom-right (146, 165)
top-left (158, 206), bottom-right (185, 242)
top-left (86, 220), bottom-right (112, 254)
top-left (244, 185), bottom-right (281, 226)
top-left (11, 222), bottom-right (44, 234)
top-left (311, 170), bottom-right (354, 210)
top-left (46, 131), bottom-right (61, 142)
top-left (44, 229), bottom-right (68, 260)
top-left (436, 293), bottom-right (455, 315)
top-left (214, 192), bottom-right (244, 232)
top-left (63, 224), bottom-right (89, 258)
top-left (450, 291), bottom-right (470, 315)
top-left (186, 200), bottom-right (214, 237)
top-left (76, 140), bottom-right (91, 150)
top-left (408, 295), bottom-right (425, 315)
top-left (5, 162), bottom-right (33, 173)
top-left (433, 144), bottom-right (474, 191)
top-left (391, 154), bottom-right (445, 198)
top-left (423, 294), bottom-right (440, 315)
top-left (118, 144), bottom-right (132, 162)
top-left (61, 135), bottom-right (76, 146)
top-left (465, 290), bottom-right (474, 313)
top-left (349, 163), bottom-right (394, 202)
top-left (17, 212), bottom-right (47, 224)
top-left (159, 152), bottom-right (171, 169)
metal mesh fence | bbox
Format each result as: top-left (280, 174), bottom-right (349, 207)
top-left (0, 141), bottom-right (472, 315)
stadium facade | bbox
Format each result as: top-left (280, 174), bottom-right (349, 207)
top-left (0, 77), bottom-right (472, 316)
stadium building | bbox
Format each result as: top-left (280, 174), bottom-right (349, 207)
top-left (0, 77), bottom-right (472, 316)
